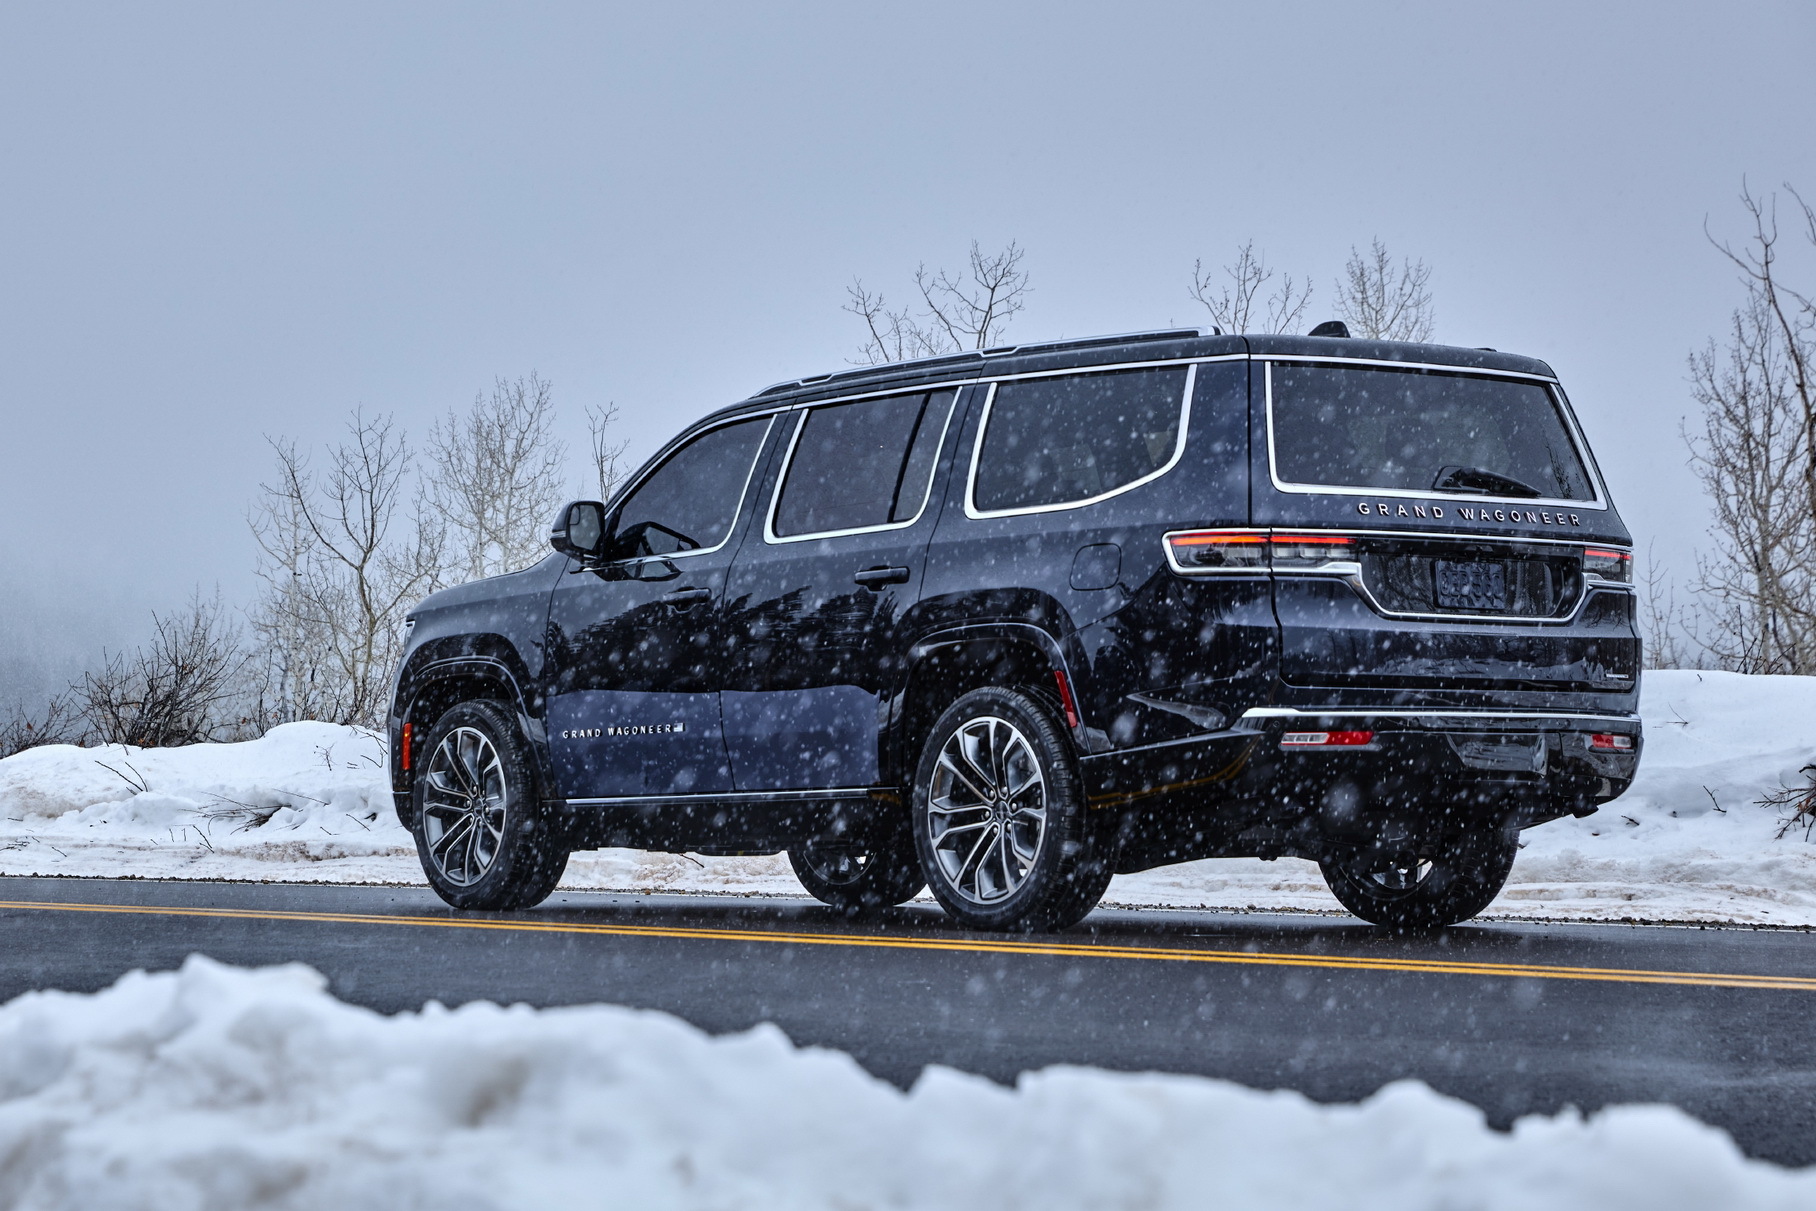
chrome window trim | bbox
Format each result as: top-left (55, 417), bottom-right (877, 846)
top-left (595, 412), bottom-right (776, 567)
top-left (763, 388), bottom-right (961, 545)
top-left (1261, 358), bottom-right (1610, 511)
top-left (964, 361), bottom-right (1200, 520)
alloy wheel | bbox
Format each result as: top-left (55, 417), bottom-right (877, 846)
top-left (926, 715), bottom-right (1048, 904)
top-left (420, 725), bottom-right (509, 887)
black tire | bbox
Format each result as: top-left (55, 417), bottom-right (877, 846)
top-left (787, 812), bottom-right (926, 915)
top-left (910, 686), bottom-right (1113, 932)
top-left (1318, 827), bottom-right (1519, 929)
top-left (410, 700), bottom-right (569, 911)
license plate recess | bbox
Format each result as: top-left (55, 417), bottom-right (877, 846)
top-left (1433, 559), bottom-right (1508, 611)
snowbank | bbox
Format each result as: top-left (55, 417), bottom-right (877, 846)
top-left (3, 672), bottom-right (1816, 924)
top-left (0, 956), bottom-right (1807, 1209)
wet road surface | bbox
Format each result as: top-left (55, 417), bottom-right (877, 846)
top-left (2, 876), bottom-right (1812, 1166)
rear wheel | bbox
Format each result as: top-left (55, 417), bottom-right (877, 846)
top-left (411, 700), bottom-right (569, 910)
top-left (911, 687), bottom-right (1112, 932)
top-left (787, 815), bottom-right (925, 915)
top-left (1318, 827), bottom-right (1518, 929)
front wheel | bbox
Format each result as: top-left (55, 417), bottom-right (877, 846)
top-left (1318, 828), bottom-right (1519, 929)
top-left (911, 687), bottom-right (1113, 932)
top-left (411, 700), bottom-right (569, 911)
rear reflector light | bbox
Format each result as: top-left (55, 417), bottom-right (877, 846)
top-left (1164, 530), bottom-right (1356, 573)
top-left (1052, 669), bottom-right (1081, 729)
top-left (1590, 733), bottom-right (1634, 751)
top-left (1583, 547), bottom-right (1633, 584)
top-left (1281, 730), bottom-right (1374, 748)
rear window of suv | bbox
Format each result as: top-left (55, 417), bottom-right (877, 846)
top-left (1267, 363), bottom-right (1596, 502)
top-left (971, 365), bottom-right (1191, 514)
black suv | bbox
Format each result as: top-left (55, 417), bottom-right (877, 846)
top-left (388, 328), bottom-right (1641, 930)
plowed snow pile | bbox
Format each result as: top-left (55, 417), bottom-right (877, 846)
top-left (0, 955), bottom-right (1807, 1209)
top-left (2, 670), bottom-right (1814, 924)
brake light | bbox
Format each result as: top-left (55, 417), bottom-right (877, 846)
top-left (1164, 529), bottom-right (1269, 571)
top-left (1590, 733), bottom-right (1634, 751)
top-left (1281, 730), bottom-right (1374, 748)
top-left (1583, 548), bottom-right (1633, 584)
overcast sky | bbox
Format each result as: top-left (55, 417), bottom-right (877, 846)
top-left (2, 1), bottom-right (1813, 700)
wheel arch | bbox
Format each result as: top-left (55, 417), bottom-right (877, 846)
top-left (393, 657), bottom-right (552, 828)
top-left (891, 623), bottom-right (1084, 788)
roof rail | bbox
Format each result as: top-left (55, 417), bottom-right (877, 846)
top-left (752, 327), bottom-right (1213, 398)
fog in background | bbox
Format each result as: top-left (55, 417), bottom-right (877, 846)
top-left (2, 1), bottom-right (1813, 708)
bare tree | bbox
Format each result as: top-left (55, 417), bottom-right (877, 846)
top-left (1637, 543), bottom-right (1698, 670)
top-left (1188, 241), bottom-right (1314, 334)
top-left (1333, 239), bottom-right (1434, 341)
top-left (249, 411), bottom-right (443, 727)
top-left (425, 373), bottom-right (568, 580)
top-left (845, 240), bottom-right (1031, 364)
top-left (76, 592), bottom-right (249, 748)
top-left (1685, 184), bottom-right (1816, 674)
top-left (584, 401), bottom-right (632, 503)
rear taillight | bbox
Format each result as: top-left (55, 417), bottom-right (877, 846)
top-left (1164, 530), bottom-right (1356, 574)
top-left (1590, 733), bottom-right (1634, 751)
top-left (1281, 730), bottom-right (1374, 748)
top-left (1267, 532), bottom-right (1358, 569)
top-left (1163, 529), bottom-right (1269, 572)
top-left (1583, 547), bottom-right (1633, 584)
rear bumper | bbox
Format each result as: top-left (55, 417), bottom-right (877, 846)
top-left (1081, 705), bottom-right (1640, 816)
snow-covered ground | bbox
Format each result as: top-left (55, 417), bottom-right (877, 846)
top-left (2, 670), bottom-right (1814, 925)
top-left (0, 954), bottom-right (1805, 1209)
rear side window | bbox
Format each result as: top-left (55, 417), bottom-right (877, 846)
top-left (1268, 363), bottom-right (1595, 502)
top-left (772, 390), bottom-right (957, 537)
top-left (608, 416), bottom-right (770, 558)
top-left (970, 366), bottom-right (1191, 514)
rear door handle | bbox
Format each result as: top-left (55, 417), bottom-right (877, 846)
top-left (664, 587), bottom-right (712, 607)
top-left (853, 566), bottom-right (911, 589)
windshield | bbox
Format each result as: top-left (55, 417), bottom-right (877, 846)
top-left (1268, 363), bottom-right (1596, 502)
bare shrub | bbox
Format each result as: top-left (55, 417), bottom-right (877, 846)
top-left (0, 692), bottom-right (86, 758)
top-left (1333, 239), bottom-right (1434, 342)
top-left (1188, 241), bottom-right (1314, 334)
top-left (1762, 766), bottom-right (1816, 839)
top-left (1685, 184), bottom-right (1816, 674)
top-left (846, 241), bottom-right (1030, 364)
top-left (426, 373), bottom-right (568, 581)
top-left (76, 593), bottom-right (249, 748)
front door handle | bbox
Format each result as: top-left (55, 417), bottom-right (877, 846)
top-left (853, 566), bottom-right (911, 589)
top-left (664, 587), bottom-right (712, 608)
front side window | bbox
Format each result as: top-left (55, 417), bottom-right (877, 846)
top-left (772, 390), bottom-right (956, 537)
top-left (608, 416), bottom-right (770, 558)
top-left (1268, 364), bottom-right (1595, 502)
top-left (971, 366), bottom-right (1191, 514)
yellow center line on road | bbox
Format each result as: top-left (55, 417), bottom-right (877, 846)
top-left (2, 898), bottom-right (1811, 992)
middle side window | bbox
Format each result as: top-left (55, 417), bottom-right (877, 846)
top-left (971, 365), bottom-right (1192, 514)
top-left (772, 390), bottom-right (956, 538)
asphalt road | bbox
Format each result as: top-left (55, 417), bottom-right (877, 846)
top-left (2, 876), bottom-right (1813, 1167)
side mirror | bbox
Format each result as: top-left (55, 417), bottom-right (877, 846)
top-left (549, 500), bottom-right (607, 561)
